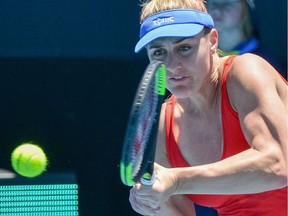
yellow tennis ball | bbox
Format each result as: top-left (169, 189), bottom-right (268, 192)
top-left (11, 143), bottom-right (48, 178)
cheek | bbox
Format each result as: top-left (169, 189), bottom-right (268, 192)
top-left (194, 45), bottom-right (210, 66)
top-left (194, 56), bottom-right (211, 78)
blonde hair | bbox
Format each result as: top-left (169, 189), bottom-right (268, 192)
top-left (140, 0), bottom-right (208, 22)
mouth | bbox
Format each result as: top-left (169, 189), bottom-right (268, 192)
top-left (169, 76), bottom-right (189, 82)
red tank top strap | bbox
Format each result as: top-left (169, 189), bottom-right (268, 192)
top-left (221, 55), bottom-right (239, 120)
top-left (222, 55), bottom-right (237, 87)
top-left (221, 55), bottom-right (249, 159)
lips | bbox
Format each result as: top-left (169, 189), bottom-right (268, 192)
top-left (173, 76), bottom-right (183, 80)
top-left (169, 76), bottom-right (189, 82)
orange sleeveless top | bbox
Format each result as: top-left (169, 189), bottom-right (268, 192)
top-left (165, 56), bottom-right (287, 215)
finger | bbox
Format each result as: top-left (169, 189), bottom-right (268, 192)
top-left (130, 196), bottom-right (157, 215)
top-left (145, 206), bottom-right (161, 216)
top-left (131, 186), bottom-right (163, 210)
top-left (133, 183), bottom-right (154, 196)
top-left (130, 189), bottom-right (161, 215)
top-left (131, 188), bottom-right (160, 207)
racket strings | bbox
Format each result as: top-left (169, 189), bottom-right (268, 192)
top-left (120, 61), bottom-right (166, 186)
top-left (132, 78), bottom-right (159, 178)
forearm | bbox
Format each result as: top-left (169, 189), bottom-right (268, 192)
top-left (173, 147), bottom-right (287, 195)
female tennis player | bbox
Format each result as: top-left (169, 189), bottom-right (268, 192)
top-left (129, 0), bottom-right (287, 215)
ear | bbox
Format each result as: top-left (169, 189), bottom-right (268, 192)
top-left (209, 28), bottom-right (218, 52)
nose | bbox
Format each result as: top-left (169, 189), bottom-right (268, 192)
top-left (164, 53), bottom-right (181, 74)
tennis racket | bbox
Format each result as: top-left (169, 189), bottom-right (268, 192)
top-left (120, 60), bottom-right (166, 186)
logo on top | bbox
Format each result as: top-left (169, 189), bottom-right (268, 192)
top-left (153, 16), bottom-right (175, 26)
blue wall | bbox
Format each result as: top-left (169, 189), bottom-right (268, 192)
top-left (0, 1), bottom-right (141, 58)
top-left (0, 0), bottom-right (286, 68)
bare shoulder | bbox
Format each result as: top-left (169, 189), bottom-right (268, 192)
top-left (224, 53), bottom-right (287, 111)
top-left (228, 53), bottom-right (279, 82)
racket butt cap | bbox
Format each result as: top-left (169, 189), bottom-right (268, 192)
top-left (141, 172), bottom-right (156, 185)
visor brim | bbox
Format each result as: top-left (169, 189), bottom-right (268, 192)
top-left (135, 24), bottom-right (204, 53)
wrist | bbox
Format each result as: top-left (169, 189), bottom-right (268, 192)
top-left (171, 166), bottom-right (200, 195)
top-left (171, 167), bottom-right (185, 195)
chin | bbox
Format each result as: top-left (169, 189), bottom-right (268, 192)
top-left (170, 89), bottom-right (195, 99)
top-left (167, 83), bottom-right (199, 98)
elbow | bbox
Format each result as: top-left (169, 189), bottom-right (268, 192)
top-left (263, 165), bottom-right (287, 191)
top-left (273, 167), bottom-right (288, 189)
top-left (275, 161), bottom-right (288, 189)
top-left (274, 174), bottom-right (287, 190)
top-left (261, 147), bottom-right (287, 190)
top-left (275, 151), bottom-right (287, 188)
top-left (267, 154), bottom-right (287, 189)
top-left (279, 176), bottom-right (288, 188)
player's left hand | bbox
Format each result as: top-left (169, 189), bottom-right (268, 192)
top-left (129, 163), bottom-right (178, 215)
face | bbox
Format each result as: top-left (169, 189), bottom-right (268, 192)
top-left (146, 30), bottom-right (217, 99)
top-left (207, 0), bottom-right (245, 32)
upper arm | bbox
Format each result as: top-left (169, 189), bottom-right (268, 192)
top-left (226, 54), bottom-right (287, 178)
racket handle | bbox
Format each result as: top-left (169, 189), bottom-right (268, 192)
top-left (140, 171), bottom-right (156, 185)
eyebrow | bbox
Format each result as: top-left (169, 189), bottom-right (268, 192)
top-left (148, 38), bottom-right (188, 49)
top-left (173, 38), bottom-right (186, 44)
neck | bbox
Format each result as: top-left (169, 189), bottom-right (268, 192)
top-left (177, 90), bottom-right (220, 117)
top-left (178, 56), bottom-right (221, 114)
top-left (177, 52), bottom-right (222, 114)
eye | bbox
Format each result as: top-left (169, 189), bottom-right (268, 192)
top-left (148, 48), bottom-right (166, 60)
top-left (154, 49), bottom-right (165, 56)
top-left (177, 44), bottom-right (193, 56)
top-left (178, 45), bottom-right (191, 52)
